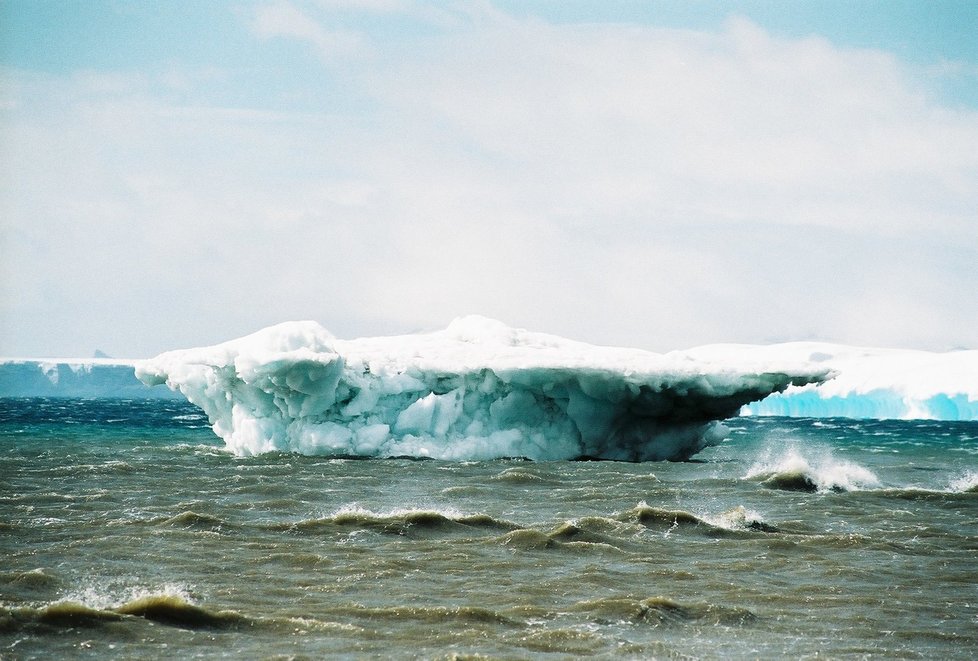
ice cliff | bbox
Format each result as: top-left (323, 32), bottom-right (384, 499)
top-left (135, 316), bottom-right (829, 460)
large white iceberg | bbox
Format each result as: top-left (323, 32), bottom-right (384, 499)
top-left (135, 316), bottom-right (829, 460)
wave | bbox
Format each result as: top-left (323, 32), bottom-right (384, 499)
top-left (320, 604), bottom-right (521, 627)
top-left (571, 595), bottom-right (757, 627)
top-left (619, 503), bottom-right (703, 528)
top-left (618, 502), bottom-right (781, 535)
top-left (0, 594), bottom-right (247, 634)
top-left (745, 446), bottom-right (879, 492)
top-left (283, 506), bottom-right (521, 537)
top-left (0, 602), bottom-right (123, 631)
top-left (547, 518), bottom-right (634, 552)
top-left (872, 472), bottom-right (978, 499)
top-left (496, 528), bottom-right (558, 550)
top-left (489, 466), bottom-right (558, 484)
top-left (114, 594), bottom-right (246, 629)
top-left (490, 505), bottom-right (785, 556)
top-left (0, 568), bottom-right (64, 603)
top-left (490, 517), bottom-right (634, 554)
top-left (1, 568), bottom-right (62, 591)
top-left (161, 510), bottom-right (226, 531)
top-left (701, 505), bottom-right (782, 533)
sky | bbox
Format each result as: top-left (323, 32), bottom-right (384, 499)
top-left (1, 0), bottom-right (977, 358)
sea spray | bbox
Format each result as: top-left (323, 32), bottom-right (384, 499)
top-left (948, 471), bottom-right (978, 493)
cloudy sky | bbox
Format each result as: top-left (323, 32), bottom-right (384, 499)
top-left (2, 1), bottom-right (977, 357)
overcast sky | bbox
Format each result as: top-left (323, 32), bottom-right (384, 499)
top-left (2, 0), bottom-right (977, 357)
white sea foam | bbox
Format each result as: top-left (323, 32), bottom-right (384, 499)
top-left (136, 316), bottom-right (828, 461)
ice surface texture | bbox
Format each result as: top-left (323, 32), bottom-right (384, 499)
top-left (136, 316), bottom-right (828, 460)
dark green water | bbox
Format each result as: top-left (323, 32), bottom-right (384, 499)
top-left (2, 399), bottom-right (976, 659)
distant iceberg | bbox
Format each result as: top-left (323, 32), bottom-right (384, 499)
top-left (135, 316), bottom-right (829, 460)
top-left (0, 358), bottom-right (180, 399)
top-left (685, 343), bottom-right (978, 421)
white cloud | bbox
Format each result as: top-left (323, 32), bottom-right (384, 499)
top-left (368, 14), bottom-right (978, 235)
top-left (251, 0), bottom-right (365, 60)
top-left (2, 9), bottom-right (977, 356)
top-left (336, 13), bottom-right (977, 348)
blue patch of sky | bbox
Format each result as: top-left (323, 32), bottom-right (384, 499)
top-left (0, 1), bottom-right (247, 72)
top-left (0, 1), bottom-right (358, 114)
top-left (2, 0), bottom-right (976, 107)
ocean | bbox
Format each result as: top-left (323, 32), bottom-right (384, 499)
top-left (2, 397), bottom-right (976, 659)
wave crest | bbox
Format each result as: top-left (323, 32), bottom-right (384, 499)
top-left (115, 594), bottom-right (245, 629)
top-left (745, 446), bottom-right (879, 492)
top-left (618, 502), bottom-right (780, 534)
top-left (288, 506), bottom-right (520, 537)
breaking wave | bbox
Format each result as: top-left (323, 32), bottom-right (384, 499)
top-left (745, 446), bottom-right (880, 492)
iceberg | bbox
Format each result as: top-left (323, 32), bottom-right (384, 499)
top-left (685, 343), bottom-right (978, 421)
top-left (135, 316), bottom-right (829, 460)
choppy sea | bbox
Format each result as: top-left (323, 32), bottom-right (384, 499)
top-left (2, 398), bottom-right (976, 659)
